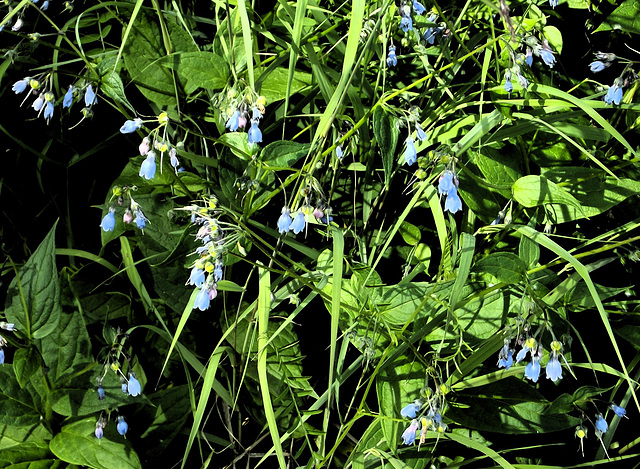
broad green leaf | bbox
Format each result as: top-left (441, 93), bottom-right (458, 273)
top-left (373, 107), bottom-right (399, 188)
top-left (0, 423), bottom-right (51, 450)
top-left (258, 67), bottom-right (312, 103)
top-left (5, 221), bottom-right (61, 340)
top-left (12, 347), bottom-right (40, 389)
top-left (0, 367), bottom-right (41, 426)
top-left (595, 0), bottom-right (640, 33)
top-left (512, 175), bottom-right (584, 213)
top-left (163, 51), bottom-right (228, 93)
top-left (472, 147), bottom-right (522, 198)
top-left (0, 441), bottom-right (52, 467)
top-left (398, 221), bottom-right (421, 245)
top-left (543, 25), bottom-right (563, 54)
top-left (260, 140), bottom-right (310, 167)
top-left (472, 252), bottom-right (527, 284)
top-left (518, 232), bottom-right (540, 269)
top-left (50, 418), bottom-right (142, 469)
top-left (100, 70), bottom-right (135, 113)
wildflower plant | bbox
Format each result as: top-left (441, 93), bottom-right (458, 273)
top-left (1, 0), bottom-right (640, 467)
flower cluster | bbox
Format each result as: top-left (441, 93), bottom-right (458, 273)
top-left (400, 385), bottom-right (449, 445)
top-left (94, 414), bottom-right (129, 439)
top-left (95, 327), bottom-right (143, 401)
top-left (100, 186), bottom-right (150, 233)
top-left (277, 203), bottom-right (333, 235)
top-left (587, 52), bottom-right (637, 106)
top-left (389, 7), bottom-right (447, 68)
top-left (181, 196), bottom-right (242, 311)
top-left (437, 169), bottom-right (462, 214)
top-left (498, 334), bottom-right (566, 383)
top-left (223, 91), bottom-right (266, 145)
top-left (404, 123), bottom-right (428, 166)
top-left (120, 112), bottom-right (182, 179)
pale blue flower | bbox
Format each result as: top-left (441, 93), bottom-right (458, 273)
top-left (84, 84), bottom-right (97, 106)
top-left (0, 349), bottom-right (4, 365)
top-left (100, 208), bottom-right (116, 232)
top-left (525, 48), bottom-right (533, 67)
top-left (12, 77), bottom-right (29, 94)
top-left (595, 414), bottom-right (608, 433)
top-left (188, 266), bottom-right (206, 287)
top-left (610, 403), bottom-right (626, 418)
top-left (95, 426), bottom-right (103, 439)
top-left (505, 76), bottom-right (513, 94)
top-left (604, 84), bottom-right (623, 105)
top-left (412, 0), bottom-right (426, 15)
top-left (41, 0), bottom-right (49, 9)
top-left (336, 145), bottom-right (344, 159)
top-left (415, 123), bottom-right (427, 141)
top-left (438, 170), bottom-right (455, 195)
top-left (139, 152), bottom-right (156, 180)
top-left (278, 208), bottom-right (292, 233)
top-left (524, 357), bottom-right (541, 382)
top-left (400, 15), bottom-right (412, 32)
top-left (404, 138), bottom-right (417, 166)
top-left (444, 188), bottom-right (462, 214)
top-left (539, 49), bottom-right (556, 68)
top-left (127, 373), bottom-right (141, 396)
top-left (213, 262), bottom-right (223, 282)
top-left (400, 400), bottom-right (422, 419)
top-left (194, 286), bottom-right (211, 311)
top-left (32, 95), bottom-right (44, 112)
top-left (497, 344), bottom-right (514, 370)
top-left (401, 419), bottom-right (419, 445)
top-left (121, 382), bottom-right (128, 393)
top-left (590, 61), bottom-right (606, 73)
top-left (387, 45), bottom-right (397, 68)
top-left (290, 212), bottom-right (305, 234)
top-left (120, 118), bottom-right (143, 134)
top-left (549, 0), bottom-right (558, 7)
top-left (226, 110), bottom-right (240, 131)
top-left (248, 121), bottom-right (263, 144)
top-left (117, 416), bottom-right (128, 436)
top-left (97, 385), bottom-right (105, 400)
top-left (43, 101), bottom-right (54, 121)
top-left (63, 85), bottom-right (74, 108)
top-left (545, 355), bottom-right (562, 382)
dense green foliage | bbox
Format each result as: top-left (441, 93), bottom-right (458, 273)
top-left (1, 0), bottom-right (640, 467)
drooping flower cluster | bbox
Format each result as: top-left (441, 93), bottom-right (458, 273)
top-left (404, 119), bottom-right (428, 166)
top-left (94, 414), bottom-right (130, 439)
top-left (498, 331), bottom-right (567, 383)
top-left (277, 202), bottom-right (334, 235)
top-left (99, 186), bottom-right (150, 234)
top-left (584, 51), bottom-right (636, 106)
top-left (221, 89), bottom-right (266, 145)
top-left (120, 112), bottom-right (183, 179)
top-left (400, 385), bottom-right (449, 446)
top-left (388, 7), bottom-right (447, 68)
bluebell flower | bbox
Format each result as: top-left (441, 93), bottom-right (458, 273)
top-left (84, 84), bottom-right (97, 106)
top-left (189, 266), bottom-right (206, 287)
top-left (139, 152), bottom-right (156, 180)
top-left (590, 61), bottom-right (606, 73)
top-left (169, 148), bottom-right (179, 169)
top-left (278, 208), bottom-right (292, 233)
top-left (412, 0), bottom-right (426, 15)
top-left (194, 286), bottom-right (211, 311)
top-left (0, 348), bottom-right (4, 365)
top-left (100, 208), bottom-right (116, 232)
top-left (525, 48), bottom-right (533, 67)
top-left (516, 72), bottom-right (529, 90)
top-left (545, 355), bottom-right (562, 382)
top-left (12, 78), bottom-right (30, 94)
top-left (97, 385), bottom-right (105, 401)
top-left (415, 124), bottom-right (427, 141)
top-left (444, 188), bottom-right (462, 214)
top-left (225, 110), bottom-right (240, 131)
top-left (252, 107), bottom-right (262, 120)
top-left (400, 15), bottom-right (413, 32)
top-left (497, 344), bottom-right (514, 370)
top-left (134, 214), bottom-right (147, 230)
top-left (387, 44), bottom-right (397, 68)
top-left (516, 337), bottom-right (536, 363)
top-left (95, 426), bottom-right (103, 439)
top-left (538, 49), bottom-right (556, 68)
top-left (404, 138), bottom-right (417, 166)
top-left (595, 414), bottom-right (608, 433)
top-left (549, 0), bottom-right (558, 7)
top-left (610, 403), bottom-right (627, 418)
top-left (63, 85), bottom-right (74, 108)
top-left (43, 100), bottom-right (54, 122)
top-left (504, 75), bottom-right (513, 94)
top-left (336, 145), bottom-right (344, 159)
top-left (33, 94), bottom-right (45, 112)
top-left (290, 211), bottom-right (305, 234)
top-left (213, 262), bottom-right (223, 282)
top-left (438, 170), bottom-right (455, 195)
top-left (248, 120), bottom-right (263, 144)
top-left (400, 400), bottom-right (422, 418)
top-left (11, 18), bottom-right (23, 32)
top-left (401, 420), bottom-right (420, 445)
top-left (41, 0), bottom-right (49, 9)
top-left (128, 372), bottom-right (141, 396)
top-left (122, 382), bottom-right (128, 393)
top-left (524, 357), bottom-right (541, 382)
top-left (120, 118), bottom-right (143, 134)
top-left (604, 83), bottom-right (623, 105)
top-left (117, 416), bottom-right (128, 436)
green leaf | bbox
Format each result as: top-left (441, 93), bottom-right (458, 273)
top-left (164, 51), bottom-right (228, 94)
top-left (50, 418), bottom-right (142, 469)
top-left (0, 366), bottom-right (42, 426)
top-left (595, 0), bottom-right (640, 34)
top-left (0, 423), bottom-right (51, 450)
top-left (0, 441), bottom-right (52, 467)
top-left (5, 221), bottom-right (61, 340)
top-left (373, 107), bottom-right (399, 188)
top-left (12, 347), bottom-right (41, 389)
top-left (512, 175), bottom-right (584, 213)
top-left (258, 67), bottom-right (312, 103)
top-left (260, 140), bottom-right (310, 167)
top-left (100, 70), bottom-right (135, 113)
top-left (398, 221), bottom-right (421, 245)
top-left (37, 272), bottom-right (93, 386)
top-left (472, 253), bottom-right (527, 284)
